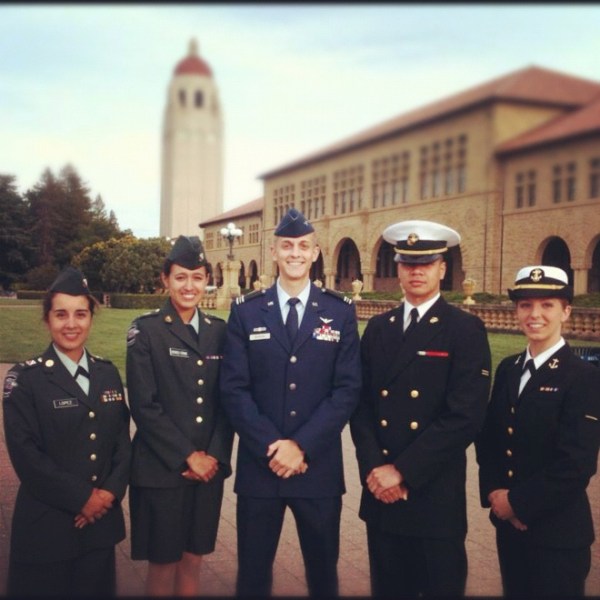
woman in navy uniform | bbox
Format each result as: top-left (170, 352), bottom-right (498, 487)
top-left (350, 220), bottom-right (492, 596)
top-left (126, 235), bottom-right (233, 596)
top-left (2, 266), bottom-right (131, 597)
top-left (476, 265), bottom-right (600, 596)
top-left (219, 208), bottom-right (361, 597)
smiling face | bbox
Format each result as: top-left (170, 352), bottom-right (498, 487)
top-left (161, 264), bottom-right (208, 322)
top-left (45, 293), bottom-right (93, 362)
top-left (397, 258), bottom-right (446, 306)
top-left (271, 233), bottom-right (320, 287)
top-left (516, 297), bottom-right (571, 355)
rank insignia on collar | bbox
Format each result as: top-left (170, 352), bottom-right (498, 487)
top-left (204, 317), bottom-right (211, 325)
top-left (429, 317), bottom-right (439, 324)
top-left (165, 315), bottom-right (173, 323)
top-left (389, 315), bottom-right (396, 323)
top-left (45, 359), bottom-right (54, 367)
top-left (267, 301), bottom-right (274, 306)
top-left (548, 358), bottom-right (559, 369)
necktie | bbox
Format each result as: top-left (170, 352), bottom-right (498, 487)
top-left (75, 366), bottom-right (89, 380)
top-left (75, 365), bottom-right (90, 395)
top-left (187, 323), bottom-right (198, 342)
top-left (518, 358), bottom-right (536, 396)
top-left (404, 307), bottom-right (419, 339)
top-left (523, 358), bottom-right (536, 376)
top-left (285, 298), bottom-right (300, 342)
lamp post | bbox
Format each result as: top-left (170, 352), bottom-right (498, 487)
top-left (220, 222), bottom-right (243, 260)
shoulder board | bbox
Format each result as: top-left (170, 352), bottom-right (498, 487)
top-left (137, 308), bottom-right (161, 320)
top-left (17, 357), bottom-right (43, 370)
top-left (235, 289), bottom-right (265, 305)
top-left (202, 313), bottom-right (225, 324)
top-left (321, 288), bottom-right (353, 304)
top-left (89, 354), bottom-right (113, 365)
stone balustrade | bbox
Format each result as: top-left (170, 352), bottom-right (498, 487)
top-left (353, 300), bottom-right (600, 341)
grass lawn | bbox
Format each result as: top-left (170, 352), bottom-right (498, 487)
top-left (1, 302), bottom-right (598, 384)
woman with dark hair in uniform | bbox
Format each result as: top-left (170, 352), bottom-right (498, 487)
top-left (126, 235), bottom-right (233, 596)
top-left (2, 266), bottom-right (131, 597)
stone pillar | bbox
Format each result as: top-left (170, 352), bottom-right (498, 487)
top-left (324, 268), bottom-right (335, 290)
top-left (573, 268), bottom-right (588, 296)
top-left (216, 260), bottom-right (241, 309)
top-left (361, 270), bottom-right (374, 292)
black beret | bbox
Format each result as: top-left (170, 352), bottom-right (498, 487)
top-left (166, 235), bottom-right (208, 270)
top-left (48, 266), bottom-right (91, 296)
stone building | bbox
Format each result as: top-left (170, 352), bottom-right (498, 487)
top-left (201, 65), bottom-right (600, 295)
top-left (160, 39), bottom-right (224, 239)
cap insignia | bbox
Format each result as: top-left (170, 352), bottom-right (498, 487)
top-left (530, 268), bottom-right (543, 283)
top-left (407, 233), bottom-right (419, 246)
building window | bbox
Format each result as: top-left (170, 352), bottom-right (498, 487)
top-left (179, 89), bottom-right (186, 107)
top-left (566, 162), bottom-right (576, 201)
top-left (527, 170), bottom-right (536, 207)
top-left (590, 158), bottom-right (600, 198)
top-left (248, 223), bottom-right (260, 244)
top-left (333, 165), bottom-right (363, 215)
top-left (273, 184), bottom-right (295, 225)
top-left (552, 165), bottom-right (562, 203)
top-left (419, 147), bottom-right (428, 200)
top-left (515, 172), bottom-right (524, 208)
top-left (456, 135), bottom-right (467, 193)
top-left (300, 175), bottom-right (326, 219)
top-left (205, 231), bottom-right (214, 250)
top-left (195, 90), bottom-right (203, 108)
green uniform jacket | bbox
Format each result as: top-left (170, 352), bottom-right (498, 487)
top-left (3, 345), bottom-right (131, 563)
top-left (126, 300), bottom-right (233, 488)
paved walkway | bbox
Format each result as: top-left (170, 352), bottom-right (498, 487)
top-left (1, 363), bottom-right (599, 597)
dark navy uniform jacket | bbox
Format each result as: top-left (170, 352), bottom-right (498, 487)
top-left (2, 345), bottom-right (131, 563)
top-left (219, 284), bottom-right (361, 498)
top-left (350, 297), bottom-right (491, 538)
top-left (476, 344), bottom-right (600, 548)
top-left (126, 300), bottom-right (233, 488)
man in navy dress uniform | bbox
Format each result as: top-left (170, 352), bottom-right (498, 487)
top-left (350, 220), bottom-right (492, 596)
top-left (220, 208), bottom-right (361, 596)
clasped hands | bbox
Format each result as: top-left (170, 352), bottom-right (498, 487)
top-left (267, 439), bottom-right (308, 479)
top-left (74, 488), bottom-right (115, 529)
top-left (367, 464), bottom-right (409, 504)
top-left (182, 450), bottom-right (219, 483)
top-left (488, 488), bottom-right (527, 531)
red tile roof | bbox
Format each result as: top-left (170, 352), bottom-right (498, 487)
top-left (175, 55), bottom-right (212, 77)
top-left (260, 65), bottom-right (600, 178)
top-left (199, 197), bottom-right (264, 227)
top-left (497, 94), bottom-right (600, 154)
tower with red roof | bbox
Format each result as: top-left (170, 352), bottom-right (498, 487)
top-left (160, 39), bottom-right (223, 238)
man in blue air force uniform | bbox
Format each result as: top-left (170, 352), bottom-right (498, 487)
top-left (350, 220), bottom-right (492, 597)
top-left (220, 208), bottom-right (361, 597)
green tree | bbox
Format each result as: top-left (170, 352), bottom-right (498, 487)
top-left (74, 236), bottom-right (171, 293)
top-left (0, 175), bottom-right (34, 289)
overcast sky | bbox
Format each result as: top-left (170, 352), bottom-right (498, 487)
top-left (2, 4), bottom-right (600, 238)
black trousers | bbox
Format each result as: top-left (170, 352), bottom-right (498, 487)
top-left (236, 495), bottom-right (342, 597)
top-left (366, 524), bottom-right (467, 597)
top-left (8, 546), bottom-right (116, 597)
top-left (496, 521), bottom-right (591, 596)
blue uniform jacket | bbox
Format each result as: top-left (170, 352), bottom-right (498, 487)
top-left (219, 284), bottom-right (361, 498)
top-left (476, 344), bottom-right (600, 548)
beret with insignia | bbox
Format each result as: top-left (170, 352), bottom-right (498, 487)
top-left (166, 235), bottom-right (208, 271)
top-left (274, 208), bottom-right (314, 238)
top-left (48, 266), bottom-right (92, 296)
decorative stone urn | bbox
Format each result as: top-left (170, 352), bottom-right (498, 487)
top-left (352, 278), bottom-right (363, 301)
top-left (462, 278), bottom-right (476, 305)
